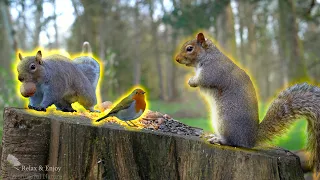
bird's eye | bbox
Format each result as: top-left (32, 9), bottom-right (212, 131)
top-left (186, 45), bottom-right (193, 52)
top-left (29, 63), bottom-right (36, 71)
top-left (136, 92), bottom-right (138, 94)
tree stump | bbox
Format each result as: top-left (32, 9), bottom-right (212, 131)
top-left (1, 107), bottom-right (304, 180)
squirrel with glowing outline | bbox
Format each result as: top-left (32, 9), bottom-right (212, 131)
top-left (176, 32), bottom-right (320, 172)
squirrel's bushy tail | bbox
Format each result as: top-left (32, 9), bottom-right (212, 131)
top-left (82, 41), bottom-right (92, 55)
top-left (73, 42), bottom-right (100, 89)
top-left (257, 83), bottom-right (320, 171)
top-left (73, 56), bottom-right (100, 89)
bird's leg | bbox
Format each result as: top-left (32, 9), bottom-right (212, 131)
top-left (124, 121), bottom-right (133, 127)
top-left (129, 121), bottom-right (137, 127)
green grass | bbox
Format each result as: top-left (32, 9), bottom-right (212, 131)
top-left (149, 100), bottom-right (186, 115)
top-left (273, 120), bottom-right (307, 150)
top-left (148, 100), bottom-right (203, 116)
top-left (149, 100), bottom-right (212, 131)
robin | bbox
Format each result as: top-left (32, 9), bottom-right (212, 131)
top-left (96, 88), bottom-right (146, 126)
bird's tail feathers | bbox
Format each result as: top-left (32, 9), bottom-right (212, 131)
top-left (96, 114), bottom-right (111, 122)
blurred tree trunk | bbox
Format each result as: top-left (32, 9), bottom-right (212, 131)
top-left (148, 0), bottom-right (164, 100)
top-left (305, 23), bottom-right (320, 83)
top-left (97, 1), bottom-right (111, 98)
top-left (52, 0), bottom-right (59, 48)
top-left (67, 0), bottom-right (88, 54)
top-left (33, 0), bottom-right (43, 47)
top-left (278, 0), bottom-right (307, 83)
top-left (278, 0), bottom-right (290, 86)
top-left (245, 3), bottom-right (257, 81)
top-left (133, 0), bottom-right (141, 85)
top-left (257, 8), bottom-right (271, 100)
top-left (71, 0), bottom-right (82, 38)
top-left (17, 0), bottom-right (27, 50)
top-left (0, 0), bottom-right (16, 67)
top-left (99, 26), bottom-right (106, 61)
top-left (71, 0), bottom-right (80, 16)
top-left (0, 1), bottom-right (18, 102)
top-left (99, 1), bottom-right (108, 61)
top-left (161, 0), bottom-right (178, 101)
top-left (163, 29), bottom-right (178, 101)
top-left (237, 1), bottom-right (246, 66)
top-left (169, 0), bottom-right (179, 101)
top-left (216, 1), bottom-right (237, 58)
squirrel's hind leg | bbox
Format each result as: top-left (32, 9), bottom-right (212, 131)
top-left (206, 131), bottom-right (256, 148)
top-left (77, 86), bottom-right (99, 112)
top-left (206, 134), bottom-right (228, 145)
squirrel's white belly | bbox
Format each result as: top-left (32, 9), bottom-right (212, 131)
top-left (200, 88), bottom-right (221, 135)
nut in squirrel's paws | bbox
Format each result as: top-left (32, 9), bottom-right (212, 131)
top-left (188, 77), bottom-right (198, 87)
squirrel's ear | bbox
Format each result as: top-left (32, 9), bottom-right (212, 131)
top-left (36, 50), bottom-right (43, 64)
top-left (197, 33), bottom-right (205, 44)
top-left (18, 53), bottom-right (23, 61)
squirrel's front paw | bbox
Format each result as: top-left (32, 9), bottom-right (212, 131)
top-left (28, 105), bottom-right (35, 110)
top-left (188, 77), bottom-right (198, 87)
top-left (35, 106), bottom-right (46, 112)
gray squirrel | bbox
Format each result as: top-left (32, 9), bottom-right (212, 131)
top-left (176, 33), bottom-right (320, 172)
top-left (17, 42), bottom-right (100, 112)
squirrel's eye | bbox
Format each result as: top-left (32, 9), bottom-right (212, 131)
top-left (29, 64), bottom-right (36, 70)
top-left (186, 46), bottom-right (193, 52)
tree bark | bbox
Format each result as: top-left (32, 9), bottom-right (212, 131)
top-left (293, 149), bottom-right (312, 173)
top-left (1, 107), bottom-right (305, 179)
top-left (1, 108), bottom-right (51, 179)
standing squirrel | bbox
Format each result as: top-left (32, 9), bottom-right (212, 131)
top-left (176, 33), bottom-right (320, 172)
top-left (17, 42), bottom-right (100, 112)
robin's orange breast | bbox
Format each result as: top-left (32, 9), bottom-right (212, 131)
top-left (134, 97), bottom-right (146, 113)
